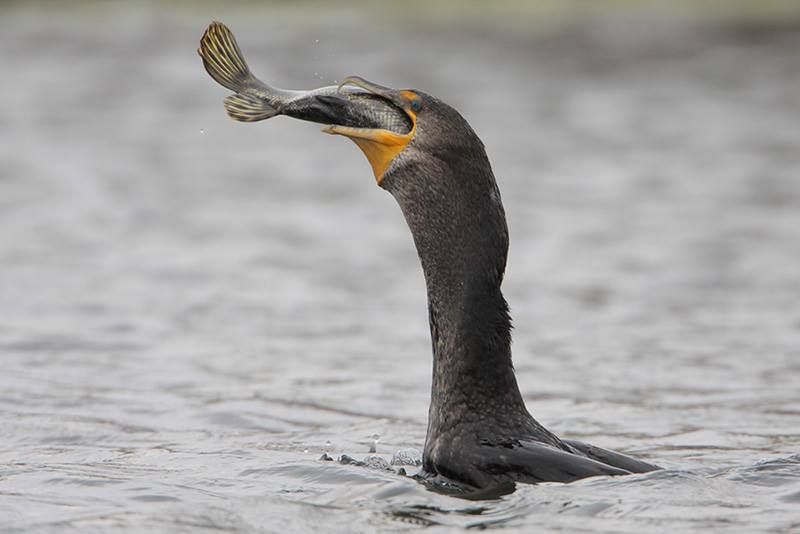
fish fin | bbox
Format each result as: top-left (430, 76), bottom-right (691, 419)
top-left (200, 21), bottom-right (279, 123)
top-left (198, 21), bottom-right (257, 93)
top-left (224, 93), bottom-right (279, 122)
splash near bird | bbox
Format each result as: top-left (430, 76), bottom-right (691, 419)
top-left (199, 21), bottom-right (659, 498)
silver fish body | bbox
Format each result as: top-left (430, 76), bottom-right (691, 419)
top-left (199, 23), bottom-right (412, 134)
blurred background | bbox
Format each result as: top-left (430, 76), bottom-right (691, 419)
top-left (1, 1), bottom-right (799, 532)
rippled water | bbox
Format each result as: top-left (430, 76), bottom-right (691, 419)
top-left (1, 4), bottom-right (799, 532)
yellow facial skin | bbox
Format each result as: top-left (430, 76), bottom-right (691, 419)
top-left (323, 89), bottom-right (420, 185)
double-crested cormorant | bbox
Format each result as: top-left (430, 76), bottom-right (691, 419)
top-left (199, 22), bottom-right (659, 497)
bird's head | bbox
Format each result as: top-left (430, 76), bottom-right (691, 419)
top-left (323, 76), bottom-right (488, 193)
top-left (323, 76), bottom-right (508, 295)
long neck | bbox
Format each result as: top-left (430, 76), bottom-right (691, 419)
top-left (387, 155), bottom-right (530, 432)
top-left (426, 266), bottom-right (524, 424)
top-left (422, 232), bottom-right (529, 427)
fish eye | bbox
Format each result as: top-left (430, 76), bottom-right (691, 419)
top-left (410, 99), bottom-right (422, 112)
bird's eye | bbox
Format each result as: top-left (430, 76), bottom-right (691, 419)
top-left (410, 100), bottom-right (422, 112)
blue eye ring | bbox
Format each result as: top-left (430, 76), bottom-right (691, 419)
top-left (410, 100), bottom-right (422, 112)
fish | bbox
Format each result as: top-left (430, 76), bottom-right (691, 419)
top-left (198, 22), bottom-right (413, 135)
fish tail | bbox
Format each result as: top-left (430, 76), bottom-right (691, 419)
top-left (198, 21), bottom-right (254, 92)
top-left (199, 21), bottom-right (279, 122)
top-left (224, 93), bottom-right (278, 122)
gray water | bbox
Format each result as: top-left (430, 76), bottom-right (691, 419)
top-left (1, 4), bottom-right (799, 532)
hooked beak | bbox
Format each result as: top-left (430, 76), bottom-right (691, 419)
top-left (322, 76), bottom-right (418, 184)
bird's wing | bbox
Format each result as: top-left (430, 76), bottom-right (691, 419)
top-left (479, 440), bottom-right (632, 484)
top-left (562, 439), bottom-right (661, 474)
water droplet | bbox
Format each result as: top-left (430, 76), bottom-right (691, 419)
top-left (199, 129), bottom-right (205, 135)
top-left (303, 449), bottom-right (309, 454)
top-left (314, 39), bottom-right (320, 44)
top-left (325, 440), bottom-right (331, 448)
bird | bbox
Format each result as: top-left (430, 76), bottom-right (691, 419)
top-left (199, 21), bottom-right (660, 497)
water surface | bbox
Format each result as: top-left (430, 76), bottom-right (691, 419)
top-left (1, 5), bottom-right (799, 532)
